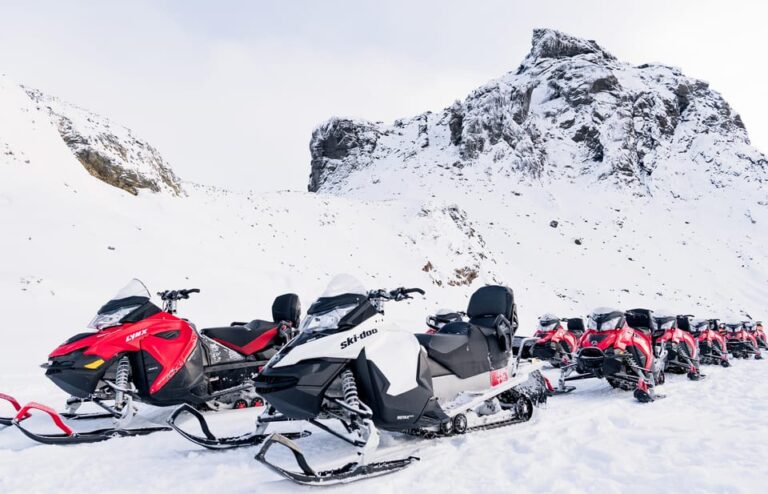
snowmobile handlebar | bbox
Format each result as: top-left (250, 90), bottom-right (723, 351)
top-left (158, 288), bottom-right (201, 301)
top-left (368, 287), bottom-right (425, 302)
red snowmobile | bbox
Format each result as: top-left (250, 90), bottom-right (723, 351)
top-left (530, 315), bottom-right (584, 367)
top-left (747, 321), bottom-right (767, 349)
top-left (0, 279), bottom-right (300, 444)
top-left (694, 319), bottom-right (730, 367)
top-left (724, 321), bottom-right (763, 360)
top-left (556, 308), bottom-right (666, 403)
top-left (655, 314), bottom-right (703, 380)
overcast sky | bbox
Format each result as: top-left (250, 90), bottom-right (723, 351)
top-left (1, 1), bottom-right (765, 191)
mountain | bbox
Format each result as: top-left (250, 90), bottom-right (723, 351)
top-left (309, 28), bottom-right (766, 195)
top-left (23, 84), bottom-right (183, 196)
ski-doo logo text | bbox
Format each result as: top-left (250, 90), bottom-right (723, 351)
top-left (340, 328), bottom-right (379, 349)
top-left (126, 329), bottom-right (148, 343)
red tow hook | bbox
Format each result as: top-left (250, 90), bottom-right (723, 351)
top-left (14, 402), bottom-right (75, 436)
top-left (0, 393), bottom-right (29, 420)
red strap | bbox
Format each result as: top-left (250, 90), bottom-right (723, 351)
top-left (15, 402), bottom-right (74, 435)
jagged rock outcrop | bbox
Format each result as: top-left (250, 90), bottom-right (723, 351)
top-left (308, 28), bottom-right (766, 193)
top-left (25, 88), bottom-right (183, 196)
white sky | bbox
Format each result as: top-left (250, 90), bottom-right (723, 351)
top-left (1, 1), bottom-right (765, 191)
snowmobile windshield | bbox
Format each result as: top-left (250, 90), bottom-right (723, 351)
top-left (693, 320), bottom-right (710, 332)
top-left (300, 274), bottom-right (375, 334)
top-left (537, 314), bottom-right (560, 332)
top-left (656, 318), bottom-right (676, 331)
top-left (588, 309), bottom-right (623, 331)
top-left (88, 279), bottom-right (152, 330)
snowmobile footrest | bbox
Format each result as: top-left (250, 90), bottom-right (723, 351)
top-left (12, 401), bottom-right (169, 445)
top-left (167, 403), bottom-right (309, 450)
top-left (553, 386), bottom-right (576, 395)
top-left (256, 433), bottom-right (418, 485)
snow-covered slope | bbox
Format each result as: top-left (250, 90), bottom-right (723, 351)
top-left (1, 29), bottom-right (767, 494)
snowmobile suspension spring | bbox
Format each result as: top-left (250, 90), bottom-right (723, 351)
top-left (340, 369), bottom-right (360, 409)
top-left (114, 356), bottom-right (131, 409)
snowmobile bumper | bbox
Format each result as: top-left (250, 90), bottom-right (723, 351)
top-left (167, 403), bottom-right (310, 450)
top-left (256, 432), bottom-right (418, 486)
top-left (12, 402), bottom-right (170, 445)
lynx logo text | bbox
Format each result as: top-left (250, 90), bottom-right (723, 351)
top-left (126, 329), bottom-right (148, 343)
top-left (340, 328), bottom-right (378, 349)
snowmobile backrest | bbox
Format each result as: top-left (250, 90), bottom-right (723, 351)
top-left (466, 285), bottom-right (517, 334)
top-left (272, 293), bottom-right (301, 328)
top-left (676, 315), bottom-right (693, 332)
top-left (566, 318), bottom-right (585, 335)
top-left (625, 308), bottom-right (657, 335)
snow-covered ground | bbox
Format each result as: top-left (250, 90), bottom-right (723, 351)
top-left (1, 47), bottom-right (767, 494)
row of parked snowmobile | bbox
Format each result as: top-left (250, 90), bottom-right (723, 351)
top-left (0, 277), bottom-right (763, 485)
top-left (0, 276), bottom-right (548, 484)
top-left (519, 310), bottom-right (765, 402)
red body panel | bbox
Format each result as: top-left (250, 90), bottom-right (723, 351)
top-left (212, 327), bottom-right (278, 355)
top-left (577, 324), bottom-right (653, 371)
top-left (658, 328), bottom-right (699, 358)
top-left (49, 312), bottom-right (198, 395)
top-left (535, 324), bottom-right (578, 351)
top-left (697, 329), bottom-right (726, 349)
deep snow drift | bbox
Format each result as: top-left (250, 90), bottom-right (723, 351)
top-left (1, 29), bottom-right (767, 494)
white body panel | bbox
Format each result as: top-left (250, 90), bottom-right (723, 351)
top-left (274, 316), bottom-right (422, 396)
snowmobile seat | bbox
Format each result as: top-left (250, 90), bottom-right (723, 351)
top-left (567, 318), bottom-right (585, 336)
top-left (419, 285), bottom-right (517, 379)
top-left (419, 323), bottom-right (492, 379)
top-left (201, 320), bottom-right (280, 355)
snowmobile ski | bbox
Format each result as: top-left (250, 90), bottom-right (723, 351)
top-left (0, 393), bottom-right (26, 427)
top-left (167, 403), bottom-right (310, 450)
top-left (256, 433), bottom-right (418, 486)
top-left (12, 402), bottom-right (170, 445)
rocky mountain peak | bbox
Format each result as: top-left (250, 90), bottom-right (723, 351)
top-left (307, 29), bottom-right (766, 195)
top-left (523, 28), bottom-right (615, 66)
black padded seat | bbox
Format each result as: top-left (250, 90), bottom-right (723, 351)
top-left (202, 320), bottom-right (278, 353)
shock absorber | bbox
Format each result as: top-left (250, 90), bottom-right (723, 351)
top-left (340, 369), bottom-right (360, 409)
top-left (113, 356), bottom-right (131, 410)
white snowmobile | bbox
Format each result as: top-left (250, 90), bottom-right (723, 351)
top-left (238, 275), bottom-right (548, 485)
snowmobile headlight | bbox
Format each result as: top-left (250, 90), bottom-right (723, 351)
top-left (88, 305), bottom-right (140, 330)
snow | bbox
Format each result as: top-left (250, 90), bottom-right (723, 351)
top-left (1, 31), bottom-right (768, 493)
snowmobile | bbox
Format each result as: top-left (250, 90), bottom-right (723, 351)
top-left (556, 308), bottom-right (666, 403)
top-left (425, 309), bottom-right (465, 334)
top-left (748, 321), bottom-right (767, 349)
top-left (529, 315), bottom-right (584, 367)
top-left (655, 314), bottom-right (703, 380)
top-left (724, 322), bottom-right (763, 359)
top-left (171, 275), bottom-right (548, 485)
top-left (694, 319), bottom-right (730, 367)
top-left (0, 279), bottom-right (300, 444)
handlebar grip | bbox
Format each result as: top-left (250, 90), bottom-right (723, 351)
top-left (186, 288), bottom-right (201, 294)
top-left (404, 288), bottom-right (425, 295)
